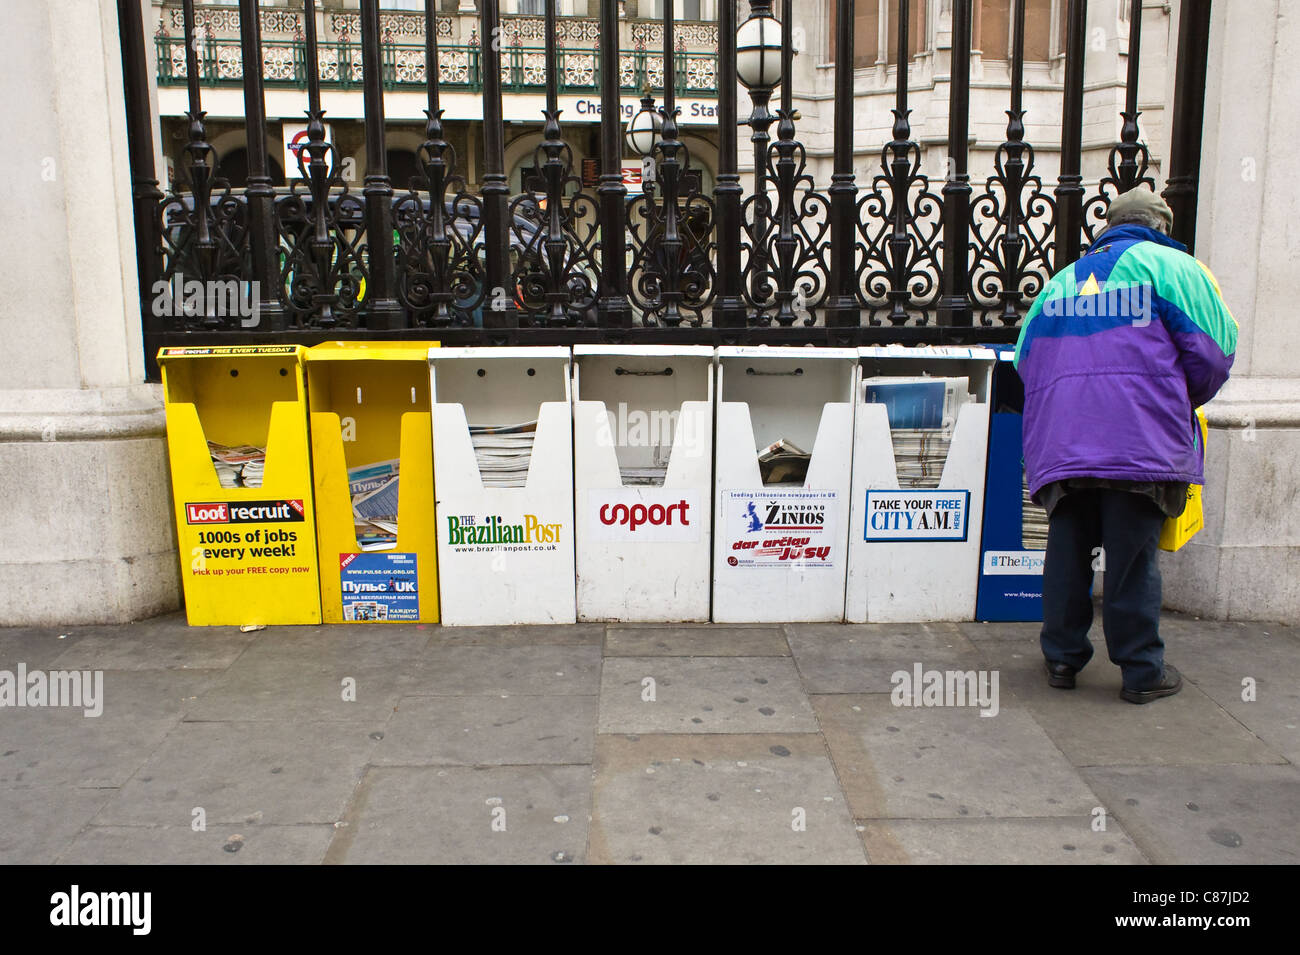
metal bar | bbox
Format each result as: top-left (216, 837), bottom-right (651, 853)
top-left (1053, 0), bottom-right (1087, 270)
top-left (303, 0), bottom-right (321, 114)
top-left (118, 0), bottom-right (166, 379)
top-left (939, 0), bottom-right (973, 326)
top-left (597, 0), bottom-right (632, 327)
top-left (239, 0), bottom-right (286, 331)
top-left (713, 0), bottom-right (745, 327)
top-left (657, 0), bottom-right (685, 326)
top-left (360, 0), bottom-right (402, 328)
top-left (747, 1), bottom-right (776, 322)
top-left (479, 0), bottom-right (516, 327)
top-left (182, 0), bottom-right (202, 113)
top-left (825, 0), bottom-right (859, 330)
top-left (1124, 0), bottom-right (1142, 117)
top-left (1162, 0), bottom-right (1211, 252)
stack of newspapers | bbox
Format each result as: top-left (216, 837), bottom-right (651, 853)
top-left (469, 419), bottom-right (537, 488)
top-left (620, 443), bottom-right (671, 486)
top-left (1021, 469), bottom-right (1050, 550)
top-left (621, 464), bottom-right (669, 485)
top-left (862, 376), bottom-right (970, 490)
top-left (349, 459), bottom-right (400, 550)
top-left (207, 441), bottom-right (266, 489)
top-left (758, 438), bottom-right (811, 486)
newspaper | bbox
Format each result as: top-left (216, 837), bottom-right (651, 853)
top-left (349, 459), bottom-right (400, 549)
top-left (758, 438), bottom-right (810, 486)
top-left (207, 441), bottom-right (266, 488)
top-left (469, 419), bottom-right (537, 488)
top-left (862, 377), bottom-right (971, 490)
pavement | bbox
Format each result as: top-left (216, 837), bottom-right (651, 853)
top-left (0, 609), bottom-right (1296, 865)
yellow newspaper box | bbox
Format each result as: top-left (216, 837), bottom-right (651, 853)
top-left (158, 345), bottom-right (321, 626)
top-left (305, 341), bottom-right (440, 623)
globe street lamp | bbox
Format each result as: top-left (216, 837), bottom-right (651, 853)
top-left (737, 1), bottom-right (786, 313)
top-left (624, 89), bottom-right (663, 159)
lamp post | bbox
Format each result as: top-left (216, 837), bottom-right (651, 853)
top-left (625, 89), bottom-right (662, 190)
top-left (736, 1), bottom-right (784, 317)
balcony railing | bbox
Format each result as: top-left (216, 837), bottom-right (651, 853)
top-left (156, 35), bottom-right (718, 95)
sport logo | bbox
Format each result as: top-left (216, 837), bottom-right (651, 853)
top-left (587, 490), bottom-right (702, 543)
top-left (599, 499), bottom-right (691, 530)
top-left (186, 500), bottom-right (305, 524)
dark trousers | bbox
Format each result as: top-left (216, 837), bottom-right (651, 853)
top-left (1040, 488), bottom-right (1167, 691)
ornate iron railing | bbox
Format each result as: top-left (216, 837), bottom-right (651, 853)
top-left (156, 36), bottom-right (718, 96)
top-left (121, 0), bottom-right (1214, 380)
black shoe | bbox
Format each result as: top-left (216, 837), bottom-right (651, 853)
top-left (1120, 664), bottom-right (1183, 704)
top-left (1044, 659), bottom-right (1078, 689)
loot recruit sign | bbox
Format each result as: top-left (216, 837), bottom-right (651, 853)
top-left (723, 489), bottom-right (838, 569)
top-left (183, 498), bottom-right (314, 578)
top-left (864, 490), bottom-right (970, 542)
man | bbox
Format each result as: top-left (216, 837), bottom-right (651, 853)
top-left (1014, 189), bottom-right (1237, 703)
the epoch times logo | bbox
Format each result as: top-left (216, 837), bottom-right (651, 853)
top-left (50, 886), bottom-right (150, 935)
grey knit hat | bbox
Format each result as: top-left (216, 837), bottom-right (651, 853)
top-left (1106, 188), bottom-right (1174, 232)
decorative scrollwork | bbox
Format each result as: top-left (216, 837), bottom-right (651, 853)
top-left (507, 109), bottom-right (600, 327)
top-left (394, 109), bottom-right (486, 327)
top-left (740, 110), bottom-right (830, 326)
top-left (969, 108), bottom-right (1058, 325)
top-left (854, 109), bottom-right (943, 325)
top-left (627, 104), bottom-right (717, 327)
top-left (273, 113), bottom-right (367, 328)
top-left (157, 111), bottom-right (251, 330)
top-left (1082, 108), bottom-right (1157, 245)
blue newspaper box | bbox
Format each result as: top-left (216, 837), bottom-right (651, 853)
top-left (975, 346), bottom-right (1046, 621)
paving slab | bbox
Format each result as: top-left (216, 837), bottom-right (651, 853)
top-left (57, 824), bottom-right (337, 865)
top-left (425, 623), bottom-right (605, 648)
top-left (1082, 764), bottom-right (1300, 865)
top-left (990, 655), bottom-right (1285, 767)
top-left (237, 624), bottom-right (432, 668)
top-left (0, 628), bottom-right (87, 669)
top-left (588, 734), bottom-right (865, 864)
top-left (183, 657), bottom-right (408, 723)
top-left (325, 765), bottom-right (591, 864)
top-left (598, 657), bottom-right (817, 734)
top-left (374, 695), bottom-right (598, 766)
top-left (954, 620), bottom-right (1043, 644)
top-left (92, 721), bottom-right (381, 827)
top-left (399, 645), bottom-right (603, 697)
top-left (48, 619), bottom-right (256, 671)
top-left (0, 670), bottom-right (217, 787)
top-left (785, 623), bottom-right (983, 694)
top-left (1157, 630), bottom-right (1300, 764)
top-left (0, 785), bottom-right (117, 864)
top-left (857, 818), bottom-right (1148, 864)
top-left (605, 626), bottom-right (790, 657)
top-left (814, 694), bottom-right (1102, 820)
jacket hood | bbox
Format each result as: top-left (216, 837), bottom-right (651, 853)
top-left (1089, 222), bottom-right (1187, 254)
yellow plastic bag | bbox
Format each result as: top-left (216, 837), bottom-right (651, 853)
top-left (1159, 409), bottom-right (1209, 552)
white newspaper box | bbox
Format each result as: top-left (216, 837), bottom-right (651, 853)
top-left (430, 347), bottom-right (576, 625)
top-left (573, 345), bottom-right (715, 622)
top-left (712, 346), bottom-right (859, 623)
top-left (845, 345), bottom-right (996, 622)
